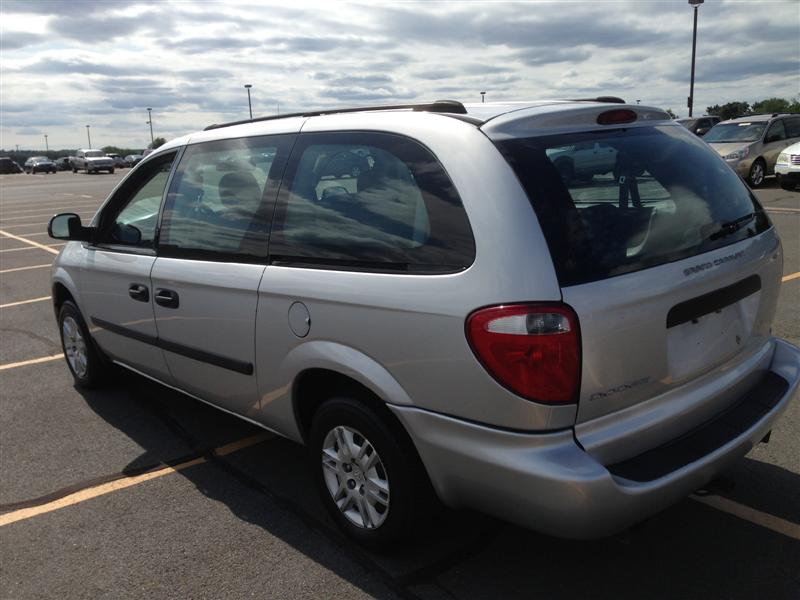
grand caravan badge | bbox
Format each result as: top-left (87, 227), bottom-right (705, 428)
top-left (683, 250), bottom-right (744, 277)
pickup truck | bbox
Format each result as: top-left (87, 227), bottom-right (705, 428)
top-left (71, 149), bottom-right (115, 174)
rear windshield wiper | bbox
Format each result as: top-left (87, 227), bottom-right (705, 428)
top-left (708, 212), bottom-right (756, 241)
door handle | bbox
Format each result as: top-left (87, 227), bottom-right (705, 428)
top-left (128, 283), bottom-right (149, 302)
top-left (154, 288), bottom-right (179, 309)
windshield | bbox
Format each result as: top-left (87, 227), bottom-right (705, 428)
top-left (703, 122), bottom-right (766, 143)
top-left (676, 119), bottom-right (697, 128)
top-left (85, 151), bottom-right (105, 157)
top-left (495, 124), bottom-right (769, 286)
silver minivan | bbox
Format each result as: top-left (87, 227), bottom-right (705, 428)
top-left (48, 99), bottom-right (800, 547)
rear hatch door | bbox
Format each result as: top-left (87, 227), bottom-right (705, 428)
top-left (492, 116), bottom-right (781, 425)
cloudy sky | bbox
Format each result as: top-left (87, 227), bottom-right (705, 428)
top-left (2, 0), bottom-right (798, 151)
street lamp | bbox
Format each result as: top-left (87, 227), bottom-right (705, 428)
top-left (687, 0), bottom-right (704, 117)
top-left (86, 125), bottom-right (92, 148)
top-left (44, 134), bottom-right (49, 152)
top-left (480, 91), bottom-right (486, 103)
top-left (146, 107), bottom-right (154, 145)
top-left (244, 84), bottom-right (253, 119)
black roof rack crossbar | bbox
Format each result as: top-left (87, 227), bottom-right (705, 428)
top-left (204, 100), bottom-right (467, 131)
top-left (569, 96), bottom-right (626, 104)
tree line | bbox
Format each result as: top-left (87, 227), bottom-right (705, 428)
top-left (704, 97), bottom-right (799, 121)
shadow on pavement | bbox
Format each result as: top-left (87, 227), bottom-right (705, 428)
top-left (77, 369), bottom-right (800, 600)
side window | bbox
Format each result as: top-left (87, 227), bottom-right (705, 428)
top-left (159, 135), bottom-right (288, 262)
top-left (785, 117), bottom-right (800, 139)
top-left (765, 120), bottom-right (786, 142)
top-left (269, 132), bottom-right (475, 273)
top-left (100, 153), bottom-right (176, 247)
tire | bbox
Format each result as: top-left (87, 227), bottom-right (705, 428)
top-left (72, 168), bottom-right (77, 174)
top-left (747, 159), bottom-right (766, 188)
top-left (58, 300), bottom-right (109, 388)
top-left (781, 181), bottom-right (798, 191)
top-left (309, 396), bottom-right (434, 548)
top-left (109, 168), bottom-right (115, 174)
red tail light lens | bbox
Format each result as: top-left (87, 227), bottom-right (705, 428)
top-left (597, 109), bottom-right (637, 125)
top-left (466, 304), bottom-right (580, 404)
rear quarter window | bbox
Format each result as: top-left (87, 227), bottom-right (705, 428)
top-left (496, 125), bottom-right (770, 286)
top-left (268, 132), bottom-right (475, 273)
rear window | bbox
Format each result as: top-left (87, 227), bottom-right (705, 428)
top-left (496, 125), bottom-right (770, 286)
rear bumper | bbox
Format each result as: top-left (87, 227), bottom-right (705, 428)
top-left (390, 338), bottom-right (800, 539)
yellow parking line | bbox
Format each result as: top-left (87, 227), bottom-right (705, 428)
top-left (692, 494), bottom-right (800, 541)
top-left (0, 296), bottom-right (51, 309)
top-left (782, 271), bottom-right (800, 283)
top-left (0, 264), bottom-right (51, 274)
top-left (0, 244), bottom-right (64, 253)
top-left (0, 229), bottom-right (59, 255)
top-left (0, 433), bottom-right (270, 527)
top-left (0, 354), bottom-right (62, 371)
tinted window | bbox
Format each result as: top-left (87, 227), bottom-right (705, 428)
top-left (159, 136), bottom-right (288, 262)
top-left (99, 153), bottom-right (176, 247)
top-left (496, 125), bottom-right (770, 286)
top-left (765, 120), bottom-right (786, 142)
top-left (785, 117), bottom-right (800, 138)
top-left (269, 132), bottom-right (475, 273)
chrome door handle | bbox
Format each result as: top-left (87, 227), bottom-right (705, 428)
top-left (154, 289), bottom-right (179, 309)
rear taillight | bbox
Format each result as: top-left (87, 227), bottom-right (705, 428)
top-left (597, 109), bottom-right (637, 125)
top-left (466, 304), bottom-right (580, 405)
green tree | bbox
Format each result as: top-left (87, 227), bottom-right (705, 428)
top-left (665, 108), bottom-right (678, 119)
top-left (750, 97), bottom-right (800, 115)
top-left (149, 137), bottom-right (166, 149)
top-left (706, 102), bottom-right (750, 120)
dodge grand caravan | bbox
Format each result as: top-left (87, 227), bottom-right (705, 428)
top-left (48, 99), bottom-right (800, 546)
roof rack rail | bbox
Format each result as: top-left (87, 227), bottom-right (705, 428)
top-left (204, 100), bottom-right (467, 131)
top-left (569, 96), bottom-right (626, 104)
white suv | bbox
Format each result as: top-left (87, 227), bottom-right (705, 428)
top-left (48, 99), bottom-right (799, 547)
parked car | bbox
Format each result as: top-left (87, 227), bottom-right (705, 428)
top-left (547, 141), bottom-right (617, 183)
top-left (775, 140), bottom-right (800, 191)
top-left (106, 153), bottom-right (127, 169)
top-left (675, 116), bottom-right (720, 136)
top-left (124, 154), bottom-right (143, 168)
top-left (704, 113), bottom-right (800, 187)
top-left (72, 149), bottom-right (115, 174)
top-left (0, 157), bottom-right (23, 174)
top-left (47, 99), bottom-right (800, 547)
top-left (24, 156), bottom-right (57, 174)
top-left (55, 157), bottom-right (74, 171)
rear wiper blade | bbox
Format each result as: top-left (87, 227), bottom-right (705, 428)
top-left (708, 212), bottom-right (756, 241)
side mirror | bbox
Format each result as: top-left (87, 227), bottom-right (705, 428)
top-left (48, 213), bottom-right (93, 241)
top-left (765, 134), bottom-right (782, 144)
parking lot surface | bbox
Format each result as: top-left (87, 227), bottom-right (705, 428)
top-left (1, 171), bottom-right (799, 599)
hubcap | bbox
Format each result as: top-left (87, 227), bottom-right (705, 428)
top-left (61, 316), bottom-right (88, 378)
top-left (321, 425), bottom-right (390, 529)
top-left (751, 163), bottom-right (764, 185)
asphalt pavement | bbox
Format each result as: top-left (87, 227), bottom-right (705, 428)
top-left (1, 170), bottom-right (798, 600)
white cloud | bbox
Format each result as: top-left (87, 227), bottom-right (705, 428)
top-left (1, 0), bottom-right (798, 150)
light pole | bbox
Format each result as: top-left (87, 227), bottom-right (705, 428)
top-left (480, 91), bottom-right (486, 103)
top-left (86, 125), bottom-right (92, 148)
top-left (688, 0), bottom-right (704, 117)
top-left (244, 84), bottom-right (253, 119)
top-left (146, 107), bottom-right (154, 145)
top-left (44, 134), bottom-right (49, 152)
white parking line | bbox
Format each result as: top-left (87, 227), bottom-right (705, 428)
top-left (0, 296), bottom-right (51, 309)
top-left (0, 203), bottom-right (100, 216)
top-left (0, 264), bottom-right (52, 274)
top-left (0, 230), bottom-right (60, 255)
